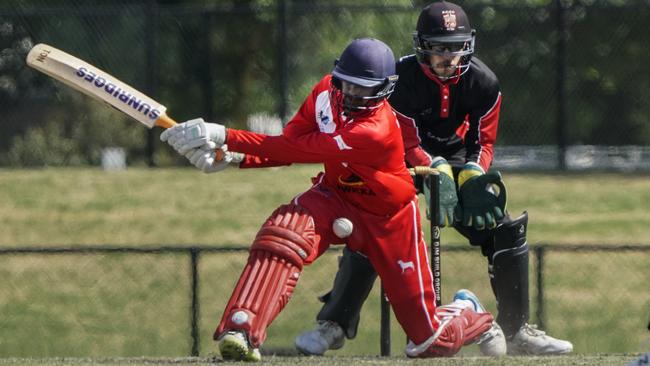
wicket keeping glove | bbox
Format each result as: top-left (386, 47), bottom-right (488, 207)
top-left (423, 157), bottom-right (457, 227)
top-left (184, 142), bottom-right (244, 174)
top-left (160, 118), bottom-right (227, 155)
top-left (455, 163), bottom-right (506, 230)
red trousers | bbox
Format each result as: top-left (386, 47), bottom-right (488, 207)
top-left (294, 182), bottom-right (439, 344)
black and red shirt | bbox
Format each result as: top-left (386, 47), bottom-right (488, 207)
top-left (389, 55), bottom-right (502, 172)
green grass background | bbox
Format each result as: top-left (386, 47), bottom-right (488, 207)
top-left (0, 167), bottom-right (648, 361)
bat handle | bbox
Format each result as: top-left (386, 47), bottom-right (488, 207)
top-left (155, 114), bottom-right (177, 129)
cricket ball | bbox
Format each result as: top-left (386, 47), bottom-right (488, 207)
top-left (332, 217), bottom-right (353, 239)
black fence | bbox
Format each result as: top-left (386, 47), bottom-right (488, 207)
top-left (1, 244), bottom-right (648, 357)
top-left (2, 1), bottom-right (650, 169)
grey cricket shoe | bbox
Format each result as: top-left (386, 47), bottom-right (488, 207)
top-left (218, 330), bottom-right (262, 362)
top-left (294, 320), bottom-right (345, 356)
top-left (507, 323), bottom-right (573, 355)
top-left (453, 289), bottom-right (507, 356)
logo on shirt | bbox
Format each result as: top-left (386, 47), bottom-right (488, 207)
top-left (337, 173), bottom-right (364, 186)
top-left (319, 110), bottom-right (330, 125)
top-left (333, 135), bottom-right (352, 150)
top-left (336, 173), bottom-right (375, 196)
top-left (315, 91), bottom-right (336, 133)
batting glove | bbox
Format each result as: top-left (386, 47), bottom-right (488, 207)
top-left (184, 142), bottom-right (244, 174)
top-left (160, 118), bottom-right (227, 155)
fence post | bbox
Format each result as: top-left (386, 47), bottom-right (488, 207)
top-left (145, 0), bottom-right (160, 167)
top-left (277, 0), bottom-right (290, 125)
top-left (535, 245), bottom-right (546, 330)
top-left (190, 248), bottom-right (201, 356)
top-left (380, 284), bottom-right (391, 356)
top-left (202, 9), bottom-right (216, 122)
top-left (555, 0), bottom-right (569, 170)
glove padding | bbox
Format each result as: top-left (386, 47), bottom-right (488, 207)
top-left (423, 157), bottom-right (457, 227)
top-left (160, 118), bottom-right (226, 155)
top-left (455, 164), bottom-right (506, 230)
top-left (184, 142), bottom-right (244, 174)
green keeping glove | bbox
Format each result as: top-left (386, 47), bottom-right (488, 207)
top-left (423, 157), bottom-right (458, 227)
top-left (455, 163), bottom-right (507, 230)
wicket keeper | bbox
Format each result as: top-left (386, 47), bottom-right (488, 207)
top-left (295, 1), bottom-right (573, 357)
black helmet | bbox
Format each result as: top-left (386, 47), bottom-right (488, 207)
top-left (413, 1), bottom-right (476, 79)
top-left (331, 38), bottom-right (398, 116)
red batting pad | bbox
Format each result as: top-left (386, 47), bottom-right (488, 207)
top-left (215, 205), bottom-right (316, 347)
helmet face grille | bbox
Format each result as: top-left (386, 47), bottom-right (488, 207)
top-left (413, 1), bottom-right (476, 81)
top-left (330, 75), bottom-right (397, 117)
top-left (330, 38), bottom-right (398, 116)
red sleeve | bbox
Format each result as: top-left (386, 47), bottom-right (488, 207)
top-left (394, 109), bottom-right (421, 151)
top-left (395, 109), bottom-right (433, 167)
top-left (226, 77), bottom-right (390, 166)
top-left (239, 155), bottom-right (291, 169)
top-left (227, 122), bottom-right (386, 166)
top-left (466, 92), bottom-right (501, 171)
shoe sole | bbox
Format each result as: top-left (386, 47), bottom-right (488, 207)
top-left (219, 334), bottom-right (249, 361)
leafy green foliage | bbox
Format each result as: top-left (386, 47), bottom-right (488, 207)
top-left (2, 1), bottom-right (650, 165)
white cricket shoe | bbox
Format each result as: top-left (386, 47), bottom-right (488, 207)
top-left (507, 323), bottom-right (573, 355)
top-left (453, 289), bottom-right (507, 357)
top-left (218, 330), bottom-right (261, 362)
top-left (294, 320), bottom-right (345, 356)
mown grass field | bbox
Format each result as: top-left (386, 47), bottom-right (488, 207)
top-left (0, 354), bottom-right (644, 366)
top-left (2, 167), bottom-right (650, 246)
top-left (0, 167), bottom-right (649, 364)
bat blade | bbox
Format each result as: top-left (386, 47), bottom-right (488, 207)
top-left (26, 43), bottom-right (175, 129)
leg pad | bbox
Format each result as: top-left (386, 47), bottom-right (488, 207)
top-left (493, 212), bottom-right (530, 337)
top-left (215, 204), bottom-right (316, 347)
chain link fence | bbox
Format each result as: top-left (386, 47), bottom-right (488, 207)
top-left (2, 1), bottom-right (650, 168)
top-left (1, 0), bottom-right (649, 359)
top-left (0, 245), bottom-right (648, 356)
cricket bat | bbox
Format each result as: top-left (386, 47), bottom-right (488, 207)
top-left (26, 43), bottom-right (176, 129)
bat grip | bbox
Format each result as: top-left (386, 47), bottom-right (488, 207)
top-left (155, 114), bottom-right (177, 129)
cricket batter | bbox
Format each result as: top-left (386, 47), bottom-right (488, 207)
top-left (162, 38), bottom-right (499, 361)
top-left (295, 1), bottom-right (573, 357)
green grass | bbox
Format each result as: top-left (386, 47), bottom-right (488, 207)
top-left (2, 167), bottom-right (650, 246)
top-left (0, 354), bottom-right (643, 365)
top-left (0, 167), bottom-right (649, 359)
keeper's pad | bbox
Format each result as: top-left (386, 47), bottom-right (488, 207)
top-left (317, 247), bottom-right (377, 339)
top-left (406, 304), bottom-right (494, 358)
top-left (215, 204), bottom-right (316, 347)
top-left (492, 212), bottom-right (529, 337)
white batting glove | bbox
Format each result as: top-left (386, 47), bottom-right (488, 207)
top-left (160, 118), bottom-right (226, 155)
top-left (184, 143), bottom-right (244, 174)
